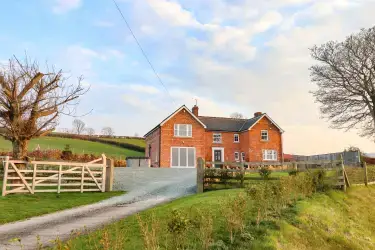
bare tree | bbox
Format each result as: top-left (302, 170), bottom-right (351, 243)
top-left (101, 127), bottom-right (114, 136)
top-left (85, 127), bottom-right (95, 136)
top-left (72, 119), bottom-right (85, 135)
top-left (0, 56), bottom-right (87, 159)
top-left (310, 26), bottom-right (375, 139)
top-left (230, 112), bottom-right (245, 119)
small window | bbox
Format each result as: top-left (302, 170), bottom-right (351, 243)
top-left (234, 134), bottom-right (239, 143)
top-left (241, 152), bottom-right (245, 162)
top-left (261, 130), bottom-right (269, 141)
top-left (213, 133), bottom-right (222, 143)
top-left (263, 150), bottom-right (277, 161)
top-left (174, 124), bottom-right (192, 137)
top-left (234, 152), bottom-right (239, 161)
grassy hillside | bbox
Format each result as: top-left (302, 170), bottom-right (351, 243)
top-left (54, 186), bottom-right (375, 250)
top-left (102, 137), bottom-right (146, 147)
top-left (0, 137), bottom-right (144, 159)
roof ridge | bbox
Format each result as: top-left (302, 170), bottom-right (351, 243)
top-left (198, 115), bottom-right (248, 120)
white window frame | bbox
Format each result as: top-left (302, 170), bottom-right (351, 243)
top-left (170, 147), bottom-right (196, 168)
top-left (241, 152), bottom-right (245, 162)
top-left (261, 130), bottom-right (269, 141)
top-left (234, 152), bottom-right (240, 161)
top-left (234, 134), bottom-right (240, 143)
top-left (174, 124), bottom-right (192, 137)
top-left (263, 150), bottom-right (277, 161)
top-left (213, 133), bottom-right (222, 143)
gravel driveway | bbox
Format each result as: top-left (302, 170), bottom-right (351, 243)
top-left (0, 167), bottom-right (197, 250)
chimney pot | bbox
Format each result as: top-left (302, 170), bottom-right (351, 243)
top-left (192, 105), bottom-right (199, 116)
top-left (254, 112), bottom-right (262, 117)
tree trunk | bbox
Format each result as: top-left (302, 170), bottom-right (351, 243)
top-left (10, 140), bottom-right (29, 185)
top-left (12, 140), bottom-right (29, 160)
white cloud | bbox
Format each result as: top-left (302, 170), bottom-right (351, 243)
top-left (52, 0), bottom-right (82, 14)
top-left (146, 0), bottom-right (200, 27)
top-left (254, 11), bottom-right (283, 32)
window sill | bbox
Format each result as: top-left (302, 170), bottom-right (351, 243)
top-left (213, 142), bottom-right (222, 144)
top-left (260, 140), bottom-right (269, 142)
top-left (174, 136), bottom-right (192, 138)
top-left (234, 141), bottom-right (240, 143)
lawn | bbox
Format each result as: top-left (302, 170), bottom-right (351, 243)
top-left (0, 181), bottom-right (125, 224)
top-left (53, 185), bottom-right (375, 250)
top-left (0, 136), bottom-right (144, 159)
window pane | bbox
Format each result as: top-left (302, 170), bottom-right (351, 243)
top-left (188, 148), bottom-right (194, 167)
top-left (180, 148), bottom-right (187, 167)
top-left (235, 152), bottom-right (239, 160)
top-left (187, 125), bottom-right (192, 137)
top-left (179, 124), bottom-right (187, 136)
top-left (174, 124), bottom-right (178, 136)
top-left (172, 148), bottom-right (179, 166)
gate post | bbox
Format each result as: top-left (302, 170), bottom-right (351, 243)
top-left (197, 157), bottom-right (204, 193)
top-left (2, 156), bottom-right (9, 197)
top-left (105, 158), bottom-right (114, 192)
top-left (364, 162), bottom-right (368, 186)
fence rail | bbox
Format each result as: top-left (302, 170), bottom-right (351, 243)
top-left (2, 154), bottom-right (114, 196)
top-left (197, 157), bottom-right (347, 193)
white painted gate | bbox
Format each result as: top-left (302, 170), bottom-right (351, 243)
top-left (2, 155), bottom-right (107, 196)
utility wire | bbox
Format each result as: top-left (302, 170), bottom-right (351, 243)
top-left (111, 0), bottom-right (176, 105)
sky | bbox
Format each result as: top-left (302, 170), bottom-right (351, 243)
top-left (1, 0), bottom-right (375, 155)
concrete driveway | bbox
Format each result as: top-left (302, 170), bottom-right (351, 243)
top-left (0, 167), bottom-right (196, 250)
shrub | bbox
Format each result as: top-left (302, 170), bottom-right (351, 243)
top-left (222, 193), bottom-right (248, 243)
top-left (61, 144), bottom-right (73, 160)
top-left (288, 169), bottom-right (299, 176)
top-left (259, 167), bottom-right (272, 180)
top-left (167, 209), bottom-right (190, 249)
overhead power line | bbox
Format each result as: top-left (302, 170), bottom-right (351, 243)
top-left (111, 0), bottom-right (176, 105)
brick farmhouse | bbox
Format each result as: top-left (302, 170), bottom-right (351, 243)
top-left (144, 105), bottom-right (284, 168)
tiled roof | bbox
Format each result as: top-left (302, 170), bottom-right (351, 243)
top-left (198, 115), bottom-right (263, 132)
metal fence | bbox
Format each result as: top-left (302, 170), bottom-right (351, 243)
top-left (292, 151), bottom-right (360, 166)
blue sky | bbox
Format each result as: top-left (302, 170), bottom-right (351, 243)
top-left (1, 0), bottom-right (375, 154)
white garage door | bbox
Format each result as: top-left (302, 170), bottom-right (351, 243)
top-left (171, 147), bottom-right (196, 168)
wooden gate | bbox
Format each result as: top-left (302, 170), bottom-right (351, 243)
top-left (2, 154), bottom-right (108, 196)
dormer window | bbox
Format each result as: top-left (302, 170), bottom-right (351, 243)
top-left (261, 130), bottom-right (269, 141)
top-left (234, 134), bottom-right (239, 143)
top-left (174, 124), bottom-right (192, 137)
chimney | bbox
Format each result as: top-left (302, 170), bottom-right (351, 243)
top-left (192, 105), bottom-right (199, 116)
top-left (254, 112), bottom-right (263, 117)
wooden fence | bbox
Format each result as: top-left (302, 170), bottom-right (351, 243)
top-left (2, 154), bottom-right (114, 196)
top-left (197, 158), bottom-right (346, 193)
top-left (344, 162), bottom-right (375, 187)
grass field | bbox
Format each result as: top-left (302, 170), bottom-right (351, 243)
top-left (54, 186), bottom-right (375, 250)
top-left (0, 137), bottom-right (144, 159)
top-left (102, 137), bottom-right (146, 147)
top-left (0, 181), bottom-right (124, 224)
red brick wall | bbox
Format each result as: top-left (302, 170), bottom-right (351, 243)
top-left (159, 109), bottom-right (206, 168)
top-left (205, 131), bottom-right (242, 162)
top-left (248, 117), bottom-right (282, 162)
top-left (145, 111), bottom-right (283, 167)
top-left (145, 128), bottom-right (160, 167)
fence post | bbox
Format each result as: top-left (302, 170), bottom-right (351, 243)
top-left (105, 158), bottom-right (114, 192)
top-left (240, 162), bottom-right (245, 188)
top-left (2, 156), bottom-right (9, 197)
top-left (364, 161), bottom-right (368, 186)
top-left (197, 157), bottom-right (204, 193)
top-left (340, 154), bottom-right (348, 191)
top-left (57, 165), bottom-right (62, 194)
top-left (80, 165), bottom-right (85, 193)
top-left (101, 154), bottom-right (107, 192)
top-left (32, 163), bottom-right (37, 193)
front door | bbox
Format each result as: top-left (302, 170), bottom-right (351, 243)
top-left (214, 149), bottom-right (222, 168)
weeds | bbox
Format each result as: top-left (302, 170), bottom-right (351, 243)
top-left (137, 213), bottom-right (160, 250)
